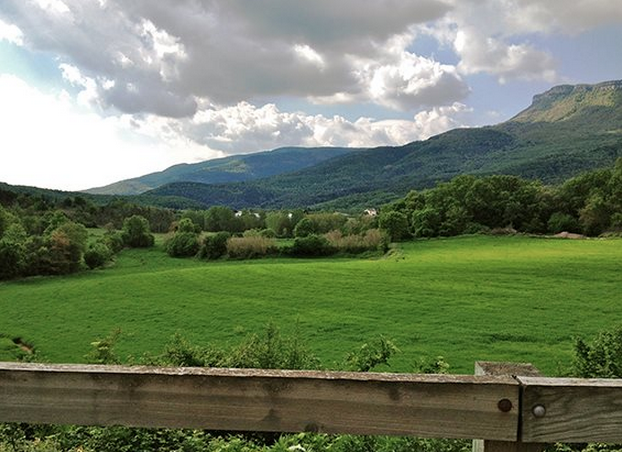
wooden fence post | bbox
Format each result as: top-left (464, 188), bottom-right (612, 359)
top-left (473, 362), bottom-right (545, 452)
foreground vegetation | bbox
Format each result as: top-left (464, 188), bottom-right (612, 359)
top-left (2, 318), bottom-right (622, 451)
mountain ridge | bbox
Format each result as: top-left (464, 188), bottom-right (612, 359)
top-left (142, 80), bottom-right (622, 209)
top-left (84, 146), bottom-right (361, 196)
top-left (4, 80), bottom-right (622, 210)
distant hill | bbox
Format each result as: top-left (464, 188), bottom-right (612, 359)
top-left (5, 80), bottom-right (622, 211)
top-left (143, 80), bottom-right (622, 209)
top-left (85, 146), bottom-right (359, 195)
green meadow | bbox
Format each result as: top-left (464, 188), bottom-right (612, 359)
top-left (1, 235), bottom-right (621, 375)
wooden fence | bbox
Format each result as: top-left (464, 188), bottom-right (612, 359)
top-left (1, 361), bottom-right (622, 451)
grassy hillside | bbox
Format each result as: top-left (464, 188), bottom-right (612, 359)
top-left (2, 235), bottom-right (621, 375)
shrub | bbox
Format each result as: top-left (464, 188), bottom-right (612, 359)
top-left (259, 228), bottom-right (276, 238)
top-left (198, 232), bottom-right (230, 260)
top-left (174, 217), bottom-right (199, 233)
top-left (548, 212), bottom-right (580, 234)
top-left (344, 335), bottom-right (399, 372)
top-left (293, 217), bottom-right (315, 237)
top-left (325, 229), bottom-right (389, 254)
top-left (289, 234), bottom-right (335, 257)
top-left (412, 207), bottom-right (442, 238)
top-left (609, 213), bottom-right (622, 231)
top-left (84, 242), bottom-right (113, 269)
top-left (0, 335), bottom-right (30, 361)
top-left (85, 329), bottom-right (122, 365)
top-left (145, 334), bottom-right (225, 367)
top-left (225, 323), bottom-right (320, 370)
top-left (165, 232), bottom-right (200, 258)
top-left (378, 210), bottom-right (410, 241)
top-left (573, 325), bottom-right (622, 378)
top-left (121, 215), bottom-right (155, 248)
top-left (47, 227), bottom-right (87, 274)
top-left (304, 212), bottom-right (348, 234)
top-left (226, 236), bottom-right (276, 259)
top-left (0, 238), bottom-right (24, 280)
top-left (102, 230), bottom-right (125, 253)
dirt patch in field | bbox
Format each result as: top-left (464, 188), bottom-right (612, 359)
top-left (554, 231), bottom-right (586, 239)
top-left (12, 337), bottom-right (34, 354)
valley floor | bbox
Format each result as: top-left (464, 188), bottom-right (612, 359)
top-left (1, 235), bottom-right (621, 375)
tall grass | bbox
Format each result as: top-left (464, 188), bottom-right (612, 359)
top-left (324, 228), bottom-right (387, 253)
top-left (226, 236), bottom-right (277, 259)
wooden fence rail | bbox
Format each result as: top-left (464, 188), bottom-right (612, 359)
top-left (1, 361), bottom-right (622, 450)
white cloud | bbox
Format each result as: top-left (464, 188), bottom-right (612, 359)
top-left (293, 44), bottom-right (326, 70)
top-left (2, 0), bottom-right (620, 192)
top-left (422, 1), bottom-right (559, 83)
top-left (508, 0), bottom-right (622, 34)
top-left (361, 50), bottom-right (469, 110)
top-left (0, 72), bottom-right (469, 191)
top-left (0, 74), bottom-right (220, 191)
top-left (0, 18), bottom-right (23, 45)
top-left (59, 63), bottom-right (100, 107)
top-left (190, 101), bottom-right (470, 152)
top-left (34, 0), bottom-right (71, 16)
top-left (0, 0), bottom-right (461, 116)
top-left (453, 27), bottom-right (557, 83)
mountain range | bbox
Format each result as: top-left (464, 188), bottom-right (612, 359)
top-left (84, 146), bottom-right (360, 196)
top-left (7, 80), bottom-right (622, 211)
top-left (129, 80), bottom-right (622, 210)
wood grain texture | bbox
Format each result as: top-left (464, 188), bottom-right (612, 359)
top-left (473, 362), bottom-right (544, 452)
top-left (0, 363), bottom-right (519, 440)
top-left (519, 377), bottom-right (622, 443)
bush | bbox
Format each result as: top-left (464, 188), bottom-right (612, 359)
top-left (174, 217), bottom-right (199, 233)
top-left (293, 218), bottom-right (315, 237)
top-left (225, 323), bottom-right (320, 370)
top-left (378, 210), bottom-right (411, 241)
top-left (84, 242), bottom-right (113, 269)
top-left (102, 230), bottom-right (125, 253)
top-left (548, 212), bottom-right (581, 234)
top-left (226, 236), bottom-right (276, 259)
top-left (259, 228), bottom-right (276, 238)
top-left (198, 232), bottom-right (230, 260)
top-left (344, 335), bottom-right (399, 372)
top-left (324, 229), bottom-right (389, 254)
top-left (289, 234), bottom-right (335, 257)
top-left (165, 232), bottom-right (200, 258)
top-left (121, 215), bottom-right (155, 248)
top-left (0, 335), bottom-right (30, 361)
top-left (573, 325), bottom-right (622, 378)
top-left (0, 238), bottom-right (24, 280)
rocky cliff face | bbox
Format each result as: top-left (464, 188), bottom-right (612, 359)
top-left (510, 80), bottom-right (622, 124)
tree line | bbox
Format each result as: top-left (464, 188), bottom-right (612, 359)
top-left (377, 157), bottom-right (622, 240)
top-left (1, 158), bottom-right (622, 280)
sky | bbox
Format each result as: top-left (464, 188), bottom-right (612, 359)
top-left (1, 1), bottom-right (622, 191)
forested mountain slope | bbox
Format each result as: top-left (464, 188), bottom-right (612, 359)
top-left (85, 146), bottom-right (360, 195)
top-left (143, 81), bottom-right (622, 209)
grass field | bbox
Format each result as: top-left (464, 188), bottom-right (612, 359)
top-left (1, 235), bottom-right (621, 375)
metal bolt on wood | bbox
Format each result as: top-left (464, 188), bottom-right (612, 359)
top-left (497, 399), bottom-right (513, 412)
top-left (532, 405), bottom-right (546, 418)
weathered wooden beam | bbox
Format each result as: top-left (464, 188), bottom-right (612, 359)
top-left (0, 362), bottom-right (519, 440)
top-left (519, 376), bottom-right (622, 443)
top-left (473, 362), bottom-right (544, 452)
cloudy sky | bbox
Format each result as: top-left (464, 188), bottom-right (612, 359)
top-left (1, 0), bottom-right (622, 191)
